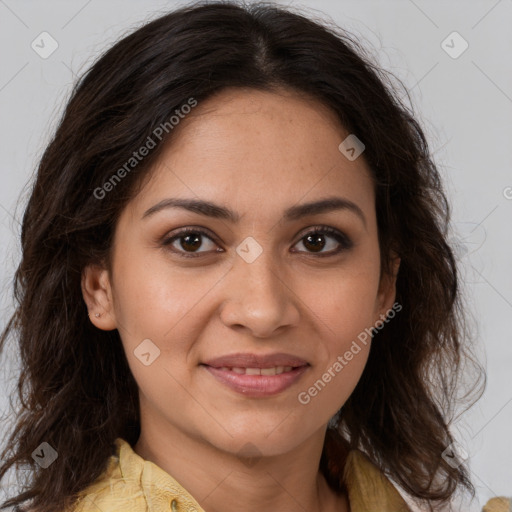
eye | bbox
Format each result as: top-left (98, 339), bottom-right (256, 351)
top-left (162, 227), bottom-right (221, 258)
top-left (161, 225), bottom-right (353, 259)
top-left (292, 226), bottom-right (353, 256)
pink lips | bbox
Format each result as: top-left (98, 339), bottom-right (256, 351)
top-left (203, 352), bottom-right (309, 369)
top-left (201, 352), bottom-right (310, 397)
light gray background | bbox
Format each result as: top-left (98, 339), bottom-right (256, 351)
top-left (0, 0), bottom-right (511, 510)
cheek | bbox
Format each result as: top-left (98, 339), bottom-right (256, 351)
top-left (299, 259), bottom-right (381, 344)
top-left (297, 326), bottom-right (371, 424)
top-left (293, 255), bottom-right (379, 412)
top-left (110, 246), bottom-right (226, 388)
top-left (296, 343), bottom-right (370, 434)
top-left (111, 245), bottom-right (207, 338)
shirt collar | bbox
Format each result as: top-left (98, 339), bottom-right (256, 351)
top-left (113, 437), bottom-right (410, 512)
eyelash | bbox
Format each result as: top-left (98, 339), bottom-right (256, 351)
top-left (161, 225), bottom-right (353, 259)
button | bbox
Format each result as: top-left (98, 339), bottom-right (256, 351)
top-left (171, 499), bottom-right (178, 511)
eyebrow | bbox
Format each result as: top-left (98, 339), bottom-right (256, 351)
top-left (142, 196), bottom-right (367, 227)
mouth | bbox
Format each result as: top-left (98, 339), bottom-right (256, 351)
top-left (202, 352), bottom-right (309, 369)
top-left (209, 365), bottom-right (297, 375)
top-left (200, 356), bottom-right (310, 397)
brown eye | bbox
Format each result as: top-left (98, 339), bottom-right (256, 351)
top-left (178, 233), bottom-right (203, 252)
top-left (161, 225), bottom-right (352, 259)
top-left (292, 226), bottom-right (353, 256)
top-left (162, 227), bottom-right (220, 257)
top-left (302, 233), bottom-right (328, 252)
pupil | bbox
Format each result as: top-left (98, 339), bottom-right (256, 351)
top-left (181, 233), bottom-right (201, 251)
top-left (304, 234), bottom-right (325, 252)
top-left (178, 233), bottom-right (328, 253)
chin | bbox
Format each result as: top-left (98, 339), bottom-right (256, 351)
top-left (209, 424), bottom-right (310, 459)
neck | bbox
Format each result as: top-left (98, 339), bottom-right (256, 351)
top-left (133, 410), bottom-right (349, 512)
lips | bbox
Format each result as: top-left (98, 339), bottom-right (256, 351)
top-left (202, 352), bottom-right (309, 369)
top-left (221, 366), bottom-right (295, 375)
top-left (201, 352), bottom-right (310, 397)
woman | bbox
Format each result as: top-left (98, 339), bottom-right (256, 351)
top-left (0, 1), bottom-right (506, 511)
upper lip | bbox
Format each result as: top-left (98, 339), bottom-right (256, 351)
top-left (202, 352), bottom-right (309, 369)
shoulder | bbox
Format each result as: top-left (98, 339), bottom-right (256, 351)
top-left (343, 449), bottom-right (411, 511)
top-left (69, 437), bottom-right (205, 512)
top-left (70, 438), bottom-right (147, 512)
top-left (482, 497), bottom-right (511, 512)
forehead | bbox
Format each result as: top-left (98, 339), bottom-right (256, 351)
top-left (125, 87), bottom-right (375, 222)
top-left (166, 86), bottom-right (350, 159)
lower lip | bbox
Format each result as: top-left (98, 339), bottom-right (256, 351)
top-left (202, 365), bottom-right (309, 397)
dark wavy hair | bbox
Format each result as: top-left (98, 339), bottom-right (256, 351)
top-left (0, 1), bottom-right (484, 511)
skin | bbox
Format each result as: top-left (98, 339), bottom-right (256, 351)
top-left (82, 87), bottom-right (400, 512)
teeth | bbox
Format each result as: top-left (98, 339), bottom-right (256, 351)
top-left (218, 366), bottom-right (297, 375)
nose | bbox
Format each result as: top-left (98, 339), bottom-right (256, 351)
top-left (219, 249), bottom-right (300, 338)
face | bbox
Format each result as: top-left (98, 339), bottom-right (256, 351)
top-left (83, 87), bottom-right (399, 458)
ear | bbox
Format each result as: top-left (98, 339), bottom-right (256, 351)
top-left (81, 263), bottom-right (117, 331)
top-left (374, 253), bottom-right (401, 320)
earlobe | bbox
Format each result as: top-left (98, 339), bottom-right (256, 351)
top-left (376, 255), bottom-right (401, 318)
top-left (81, 264), bottom-right (117, 331)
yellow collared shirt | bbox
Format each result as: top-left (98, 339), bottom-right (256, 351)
top-left (71, 438), bottom-right (509, 512)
